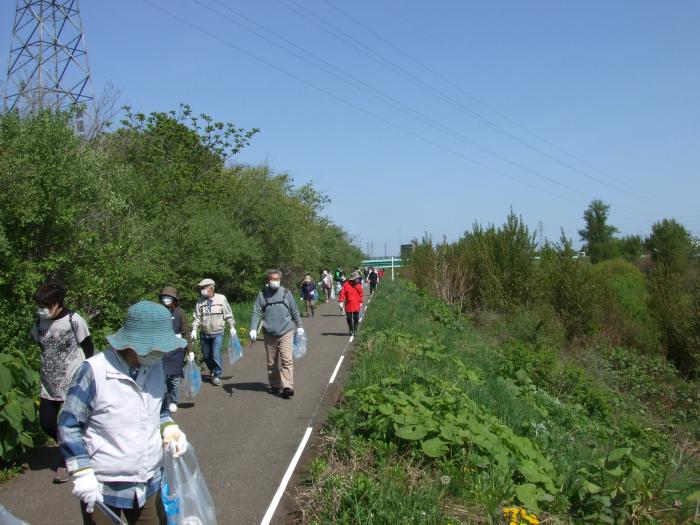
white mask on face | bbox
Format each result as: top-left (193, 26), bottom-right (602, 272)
top-left (269, 280), bottom-right (281, 289)
top-left (137, 351), bottom-right (165, 367)
top-left (161, 296), bottom-right (174, 306)
top-left (200, 288), bottom-right (210, 297)
top-left (36, 307), bottom-right (51, 319)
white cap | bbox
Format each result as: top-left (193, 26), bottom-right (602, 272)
top-left (198, 278), bottom-right (215, 288)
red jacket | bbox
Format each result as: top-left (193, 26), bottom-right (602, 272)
top-left (339, 281), bottom-right (363, 313)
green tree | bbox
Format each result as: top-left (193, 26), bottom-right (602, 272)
top-left (646, 219), bottom-right (695, 275)
top-left (578, 200), bottom-right (619, 263)
top-left (618, 234), bottom-right (644, 262)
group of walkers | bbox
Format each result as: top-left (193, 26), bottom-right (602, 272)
top-left (28, 265), bottom-right (381, 523)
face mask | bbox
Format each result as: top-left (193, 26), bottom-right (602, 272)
top-left (37, 307), bottom-right (51, 319)
top-left (201, 288), bottom-right (210, 297)
top-left (161, 296), bottom-right (174, 306)
top-left (137, 351), bottom-right (164, 367)
top-left (269, 280), bottom-right (281, 289)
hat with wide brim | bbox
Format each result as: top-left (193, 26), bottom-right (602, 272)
top-left (350, 270), bottom-right (362, 280)
top-left (107, 301), bottom-right (187, 356)
top-left (160, 285), bottom-right (180, 300)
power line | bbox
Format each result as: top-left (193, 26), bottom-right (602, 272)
top-left (196, 0), bottom-right (595, 200)
top-left (141, 0), bottom-right (570, 202)
top-left (279, 0), bottom-right (650, 201)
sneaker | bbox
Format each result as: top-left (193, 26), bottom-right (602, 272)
top-left (53, 466), bottom-right (70, 484)
top-left (349, 335), bottom-right (354, 343)
top-left (281, 387), bottom-right (295, 399)
top-left (269, 386), bottom-right (281, 396)
top-left (212, 377), bottom-right (222, 386)
top-left (168, 403), bottom-right (178, 413)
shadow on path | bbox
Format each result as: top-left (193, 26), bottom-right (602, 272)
top-left (223, 382), bottom-right (270, 395)
top-left (321, 332), bottom-right (350, 337)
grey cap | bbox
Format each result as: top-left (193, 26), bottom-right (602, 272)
top-left (198, 278), bottom-right (215, 288)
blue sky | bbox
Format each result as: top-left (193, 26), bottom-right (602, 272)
top-left (2, 1), bottom-right (699, 255)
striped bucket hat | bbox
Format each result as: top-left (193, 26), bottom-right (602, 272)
top-left (107, 301), bottom-right (187, 356)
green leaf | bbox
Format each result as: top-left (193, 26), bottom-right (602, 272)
top-left (2, 401), bottom-right (24, 432)
top-left (605, 465), bottom-right (624, 477)
top-left (18, 432), bottom-right (33, 448)
top-left (377, 403), bottom-right (394, 416)
top-left (607, 447), bottom-right (631, 463)
top-left (0, 364), bottom-right (12, 394)
top-left (584, 481), bottom-right (603, 494)
top-left (515, 483), bottom-right (541, 512)
top-left (421, 437), bottom-right (448, 458)
top-left (395, 424), bottom-right (427, 441)
top-left (686, 490), bottom-right (700, 503)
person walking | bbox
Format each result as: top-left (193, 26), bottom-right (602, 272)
top-left (159, 286), bottom-right (191, 412)
top-left (301, 275), bottom-right (317, 317)
top-left (339, 270), bottom-right (364, 341)
top-left (190, 278), bottom-right (236, 386)
top-left (31, 282), bottom-right (94, 484)
top-left (368, 267), bottom-right (379, 296)
top-left (58, 301), bottom-right (188, 525)
top-left (249, 269), bottom-right (304, 399)
top-left (321, 270), bottom-right (333, 302)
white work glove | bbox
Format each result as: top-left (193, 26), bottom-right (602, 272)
top-left (187, 351), bottom-right (194, 362)
top-left (230, 327), bottom-right (237, 338)
top-left (249, 329), bottom-right (257, 341)
top-left (72, 468), bottom-right (102, 513)
top-left (339, 303), bottom-right (345, 313)
top-left (296, 327), bottom-right (305, 336)
top-left (162, 424), bottom-right (188, 458)
top-left (190, 329), bottom-right (197, 340)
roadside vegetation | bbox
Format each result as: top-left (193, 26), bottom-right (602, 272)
top-left (0, 108), bottom-right (362, 473)
top-left (298, 207), bottom-right (699, 524)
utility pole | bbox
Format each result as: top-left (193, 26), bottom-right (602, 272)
top-left (4, 0), bottom-right (94, 133)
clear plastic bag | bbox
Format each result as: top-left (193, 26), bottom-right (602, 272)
top-left (227, 333), bottom-right (243, 366)
top-left (293, 331), bottom-right (307, 359)
top-left (180, 360), bottom-right (202, 402)
top-left (330, 287), bottom-right (336, 299)
top-left (162, 445), bottom-right (217, 525)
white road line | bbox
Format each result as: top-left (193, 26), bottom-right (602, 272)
top-left (260, 426), bottom-right (313, 525)
top-left (329, 355), bottom-right (345, 384)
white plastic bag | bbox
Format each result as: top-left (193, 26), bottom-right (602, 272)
top-left (181, 360), bottom-right (202, 402)
top-left (227, 333), bottom-right (243, 366)
top-left (293, 331), bottom-right (307, 359)
top-left (162, 445), bottom-right (217, 525)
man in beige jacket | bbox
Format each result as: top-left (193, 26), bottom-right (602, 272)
top-left (191, 278), bottom-right (236, 386)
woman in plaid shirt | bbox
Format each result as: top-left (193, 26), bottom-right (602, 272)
top-left (59, 301), bottom-right (189, 524)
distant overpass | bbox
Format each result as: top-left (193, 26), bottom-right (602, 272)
top-left (361, 257), bottom-right (403, 280)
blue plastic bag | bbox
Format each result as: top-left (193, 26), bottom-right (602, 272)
top-left (181, 359), bottom-right (202, 402)
top-left (293, 331), bottom-right (307, 359)
top-left (227, 333), bottom-right (243, 366)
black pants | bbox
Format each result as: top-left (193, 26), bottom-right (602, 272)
top-left (40, 398), bottom-right (62, 441)
top-left (346, 311), bottom-right (359, 334)
top-left (40, 397), bottom-right (66, 468)
top-left (369, 283), bottom-right (377, 295)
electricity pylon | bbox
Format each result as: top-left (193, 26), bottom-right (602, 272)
top-left (3, 0), bottom-right (94, 131)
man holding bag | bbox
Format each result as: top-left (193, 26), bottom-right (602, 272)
top-left (190, 278), bottom-right (236, 386)
top-left (58, 301), bottom-right (189, 524)
top-left (249, 269), bottom-right (304, 399)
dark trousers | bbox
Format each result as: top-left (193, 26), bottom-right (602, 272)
top-left (369, 283), bottom-right (377, 295)
top-left (81, 491), bottom-right (165, 525)
top-left (346, 311), bottom-right (359, 334)
top-left (40, 397), bottom-right (66, 468)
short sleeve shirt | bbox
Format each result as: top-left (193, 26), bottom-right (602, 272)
top-left (31, 311), bottom-right (90, 401)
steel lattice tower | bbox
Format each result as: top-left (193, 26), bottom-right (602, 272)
top-left (3, 0), bottom-right (93, 126)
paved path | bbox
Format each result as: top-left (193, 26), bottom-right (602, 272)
top-left (0, 299), bottom-right (357, 525)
